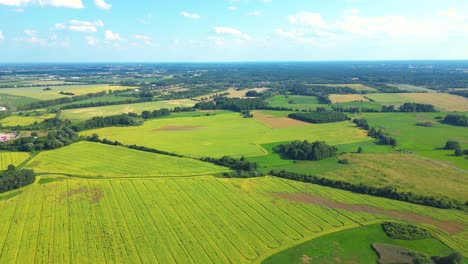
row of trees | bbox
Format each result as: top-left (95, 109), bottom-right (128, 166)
top-left (0, 168), bottom-right (36, 194)
top-left (0, 127), bottom-right (78, 152)
top-left (60, 98), bottom-right (152, 110)
top-left (270, 170), bottom-right (465, 210)
top-left (200, 156), bottom-right (264, 178)
top-left (288, 112), bottom-right (349, 123)
top-left (399, 103), bottom-right (436, 112)
top-left (443, 114), bottom-right (468, 127)
top-left (273, 140), bottom-right (337, 161)
top-left (194, 98), bottom-right (268, 112)
top-left (353, 118), bottom-right (397, 146)
top-left (17, 91), bottom-right (108, 110)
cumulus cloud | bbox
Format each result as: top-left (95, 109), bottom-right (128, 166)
top-left (0, 31), bottom-right (4, 42)
top-left (228, 6), bottom-right (237, 11)
top-left (16, 29), bottom-right (69, 47)
top-left (94, 0), bottom-right (111, 10)
top-left (105, 30), bottom-right (120, 41)
top-left (180, 11), bottom-right (200, 19)
top-left (85, 36), bottom-right (98, 45)
top-left (134, 34), bottom-right (154, 46)
top-left (55, 20), bottom-right (104, 33)
top-left (0, 0), bottom-right (83, 8)
top-left (214, 27), bottom-right (252, 40)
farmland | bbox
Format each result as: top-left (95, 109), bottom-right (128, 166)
top-left (60, 99), bottom-right (196, 121)
top-left (81, 112), bottom-right (369, 157)
top-left (0, 176), bottom-right (466, 263)
top-left (387, 84), bottom-right (436, 93)
top-left (0, 152), bottom-right (30, 170)
top-left (0, 114), bottom-right (56, 127)
top-left (0, 85), bottom-right (133, 100)
top-left (25, 141), bottom-right (228, 177)
top-left (398, 93), bottom-right (468, 111)
top-left (308, 83), bottom-right (377, 91)
top-left (329, 94), bottom-right (369, 103)
top-left (265, 95), bottom-right (328, 111)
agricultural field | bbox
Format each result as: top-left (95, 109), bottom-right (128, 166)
top-left (361, 112), bottom-right (468, 170)
top-left (308, 83), bottom-right (377, 92)
top-left (60, 99), bottom-right (196, 121)
top-left (387, 84), bottom-right (436, 93)
top-left (265, 95), bottom-right (329, 111)
top-left (0, 176), bottom-right (465, 263)
top-left (364, 93), bottom-right (413, 106)
top-left (332, 101), bottom-right (383, 111)
top-left (81, 112), bottom-right (369, 158)
top-left (25, 141), bottom-right (228, 177)
top-left (0, 93), bottom-right (38, 111)
top-left (195, 88), bottom-right (269, 101)
top-left (50, 94), bottom-right (139, 110)
top-left (263, 224), bottom-right (453, 264)
top-left (0, 114), bottom-right (56, 127)
top-left (0, 85), bottom-right (133, 100)
top-left (398, 93), bottom-right (468, 111)
top-left (329, 94), bottom-right (369, 103)
top-left (0, 152), bottom-right (30, 170)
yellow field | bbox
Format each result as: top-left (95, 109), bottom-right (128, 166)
top-left (329, 94), bottom-right (370, 103)
top-left (0, 152), bottom-right (30, 170)
top-left (0, 85), bottom-right (134, 100)
top-left (398, 93), bottom-right (468, 111)
top-left (195, 88), bottom-right (269, 101)
top-left (309, 84), bottom-right (377, 91)
top-left (0, 114), bottom-right (56, 127)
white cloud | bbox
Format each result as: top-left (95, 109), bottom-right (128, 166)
top-left (208, 36), bottom-right (225, 46)
top-left (437, 8), bottom-right (468, 21)
top-left (288, 12), bottom-right (327, 28)
top-left (0, 31), bottom-right (4, 42)
top-left (85, 36), bottom-right (98, 45)
top-left (228, 6), bottom-right (237, 11)
top-left (135, 34), bottom-right (153, 46)
top-left (16, 30), bottom-right (69, 47)
top-left (0, 0), bottom-right (83, 8)
top-left (94, 0), bottom-right (110, 10)
top-left (105, 30), bottom-right (120, 41)
top-left (180, 11), bottom-right (200, 19)
top-left (248, 10), bottom-right (262, 16)
top-left (214, 27), bottom-right (252, 40)
top-left (55, 20), bottom-right (104, 33)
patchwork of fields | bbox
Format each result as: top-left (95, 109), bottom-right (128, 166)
top-left (365, 93), bottom-right (468, 111)
top-left (265, 95), bottom-right (326, 111)
top-left (308, 83), bottom-right (377, 91)
top-left (81, 113), bottom-right (369, 157)
top-left (0, 152), bottom-right (30, 170)
top-left (61, 99), bottom-right (196, 121)
top-left (25, 142), bottom-right (228, 177)
top-left (0, 176), bottom-right (465, 263)
top-left (329, 94), bottom-right (369, 103)
top-left (0, 85), bottom-right (132, 100)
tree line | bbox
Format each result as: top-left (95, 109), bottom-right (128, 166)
top-left (443, 114), bottom-right (467, 127)
top-left (194, 97), bottom-right (268, 112)
top-left (399, 103), bottom-right (436, 112)
top-left (269, 170), bottom-right (465, 210)
top-left (289, 112), bottom-right (349, 124)
top-left (273, 140), bottom-right (337, 161)
top-left (353, 118), bottom-right (397, 146)
top-left (0, 167), bottom-right (36, 194)
top-left (0, 127), bottom-right (79, 152)
top-left (200, 156), bottom-right (264, 178)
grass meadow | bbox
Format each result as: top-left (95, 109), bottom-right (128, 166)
top-left (265, 95), bottom-right (330, 111)
top-left (61, 99), bottom-right (196, 121)
top-left (81, 113), bottom-right (370, 158)
top-left (25, 141), bottom-right (228, 177)
top-left (0, 114), bottom-right (56, 127)
top-left (0, 176), bottom-right (465, 263)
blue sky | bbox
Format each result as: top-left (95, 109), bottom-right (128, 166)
top-left (0, 0), bottom-right (467, 62)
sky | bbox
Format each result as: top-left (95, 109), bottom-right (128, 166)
top-left (0, 0), bottom-right (467, 62)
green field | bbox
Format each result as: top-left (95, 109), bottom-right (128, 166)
top-left (266, 95), bottom-right (330, 111)
top-left (0, 152), bottom-right (30, 170)
top-left (0, 85), bottom-right (132, 100)
top-left (0, 114), bottom-right (56, 127)
top-left (0, 176), bottom-right (465, 263)
top-left (308, 83), bottom-right (377, 91)
top-left (364, 93), bottom-right (413, 106)
top-left (332, 101), bottom-right (383, 111)
top-left (361, 112), bottom-right (468, 170)
top-left (0, 93), bottom-right (38, 111)
top-left (387, 84), bottom-right (436, 93)
top-left (81, 113), bottom-right (369, 158)
top-left (25, 141), bottom-right (228, 177)
top-left (50, 94), bottom-right (139, 110)
top-left (263, 224), bottom-right (453, 264)
top-left (61, 99), bottom-right (196, 121)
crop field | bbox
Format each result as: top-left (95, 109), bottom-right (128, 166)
top-left (398, 93), bottom-right (468, 111)
top-left (332, 101), bottom-right (383, 111)
top-left (308, 83), bottom-right (377, 91)
top-left (50, 95), bottom-right (139, 110)
top-left (319, 153), bottom-right (468, 201)
top-left (361, 112), bottom-right (468, 170)
top-left (263, 224), bottom-right (452, 264)
top-left (364, 93), bottom-right (413, 106)
top-left (0, 85), bottom-right (133, 100)
top-left (195, 88), bottom-right (269, 101)
top-left (81, 113), bottom-right (369, 157)
top-left (0, 114), bottom-right (56, 127)
top-left (329, 94), bottom-right (369, 103)
top-left (265, 95), bottom-right (329, 111)
top-left (0, 176), bottom-right (465, 263)
top-left (25, 141), bottom-right (228, 177)
top-left (60, 99), bottom-right (196, 121)
top-left (252, 112), bottom-right (308, 128)
top-left (0, 152), bottom-right (30, 170)
top-left (387, 84), bottom-right (436, 93)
